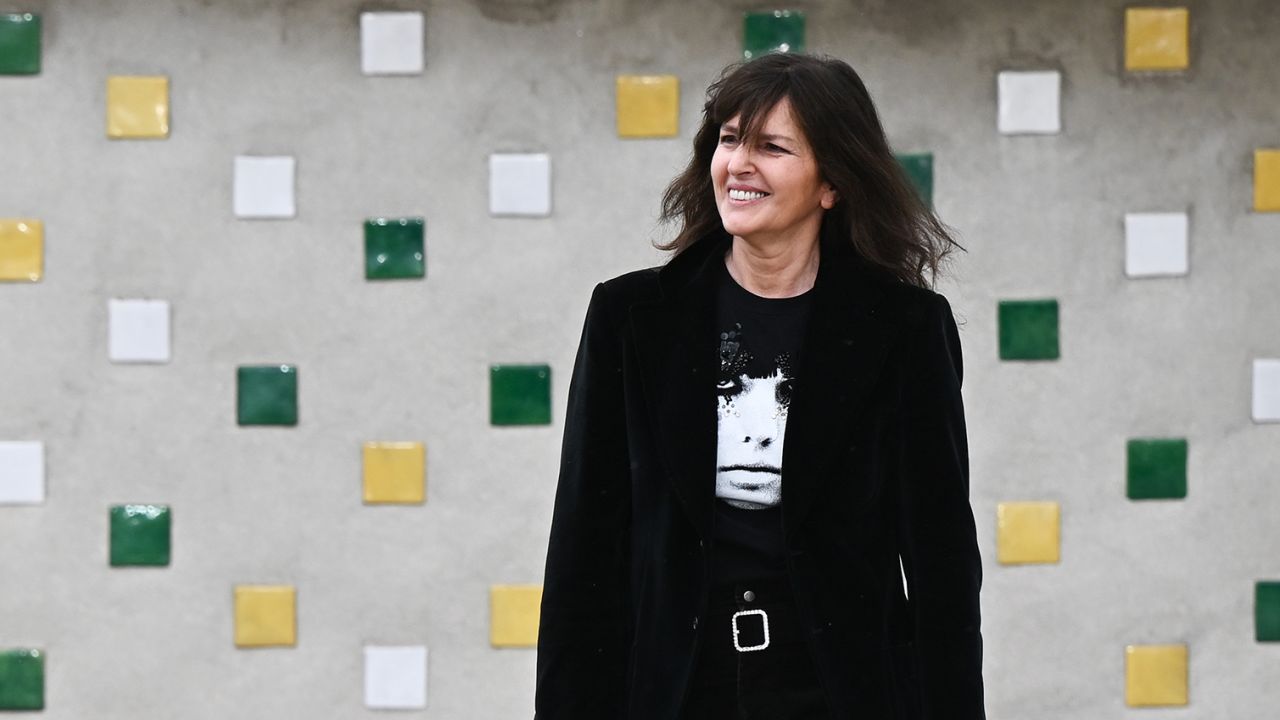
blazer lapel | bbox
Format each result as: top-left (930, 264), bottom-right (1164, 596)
top-left (781, 239), bottom-right (898, 540)
top-left (628, 236), bottom-right (727, 539)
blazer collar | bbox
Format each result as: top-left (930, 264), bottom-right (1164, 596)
top-left (629, 233), bottom-right (899, 540)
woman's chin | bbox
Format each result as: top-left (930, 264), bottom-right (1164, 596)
top-left (723, 498), bottom-right (772, 510)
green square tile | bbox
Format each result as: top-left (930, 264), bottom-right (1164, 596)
top-left (490, 364), bottom-right (551, 426)
top-left (896, 153), bottom-right (933, 207)
top-left (0, 13), bottom-right (40, 75)
top-left (364, 217), bottom-right (425, 280)
top-left (998, 299), bottom-right (1059, 360)
top-left (1257, 581), bottom-right (1280, 642)
top-left (110, 504), bottom-right (171, 566)
top-left (237, 365), bottom-right (298, 426)
top-left (1126, 438), bottom-right (1188, 500)
top-left (0, 649), bottom-right (44, 711)
top-left (743, 10), bottom-right (805, 59)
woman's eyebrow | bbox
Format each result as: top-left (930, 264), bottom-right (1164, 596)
top-left (721, 124), bottom-right (795, 144)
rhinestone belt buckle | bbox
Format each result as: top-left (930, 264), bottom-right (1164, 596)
top-left (731, 609), bottom-right (771, 652)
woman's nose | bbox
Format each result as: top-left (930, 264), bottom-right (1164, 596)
top-left (726, 145), bottom-right (754, 175)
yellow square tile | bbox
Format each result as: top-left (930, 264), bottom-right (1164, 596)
top-left (490, 584), bottom-right (541, 648)
top-left (1125, 643), bottom-right (1188, 706)
top-left (234, 585), bottom-right (296, 647)
top-left (996, 501), bottom-right (1060, 565)
top-left (1125, 8), bottom-right (1190, 71)
top-left (616, 75), bottom-right (679, 138)
top-left (363, 441), bottom-right (425, 504)
top-left (1254, 149), bottom-right (1280, 212)
top-left (0, 219), bottom-right (42, 282)
top-left (107, 75), bottom-right (170, 139)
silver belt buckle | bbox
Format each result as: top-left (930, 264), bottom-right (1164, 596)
top-left (731, 609), bottom-right (771, 652)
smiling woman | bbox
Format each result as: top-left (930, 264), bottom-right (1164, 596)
top-left (537, 53), bottom-right (984, 720)
top-left (711, 98), bottom-right (837, 259)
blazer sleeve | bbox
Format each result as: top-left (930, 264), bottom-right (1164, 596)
top-left (535, 282), bottom-right (632, 719)
top-left (897, 292), bottom-right (986, 718)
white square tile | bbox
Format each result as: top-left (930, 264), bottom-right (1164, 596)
top-left (1125, 212), bottom-right (1189, 277)
top-left (489, 153), bottom-right (552, 217)
top-left (1254, 359), bottom-right (1280, 422)
top-left (360, 11), bottom-right (425, 75)
top-left (364, 645), bottom-right (427, 709)
top-left (234, 156), bottom-right (296, 219)
top-left (109, 299), bottom-right (171, 363)
top-left (998, 70), bottom-right (1061, 135)
top-left (0, 441), bottom-right (45, 505)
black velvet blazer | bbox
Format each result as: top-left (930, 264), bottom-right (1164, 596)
top-left (535, 232), bottom-right (985, 719)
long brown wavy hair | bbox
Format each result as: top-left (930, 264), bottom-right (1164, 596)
top-left (659, 53), bottom-right (963, 289)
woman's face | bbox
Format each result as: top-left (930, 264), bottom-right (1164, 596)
top-left (711, 98), bottom-right (836, 245)
top-left (716, 367), bottom-right (789, 509)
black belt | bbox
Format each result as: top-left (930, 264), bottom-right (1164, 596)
top-left (704, 579), bottom-right (805, 654)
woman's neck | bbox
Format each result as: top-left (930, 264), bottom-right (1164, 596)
top-left (724, 233), bottom-right (820, 299)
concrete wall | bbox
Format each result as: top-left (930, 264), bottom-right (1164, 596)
top-left (1, 0), bottom-right (1278, 717)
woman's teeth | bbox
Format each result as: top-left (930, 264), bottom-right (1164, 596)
top-left (729, 189), bottom-right (767, 201)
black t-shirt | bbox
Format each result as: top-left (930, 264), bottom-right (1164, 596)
top-left (712, 256), bottom-right (814, 584)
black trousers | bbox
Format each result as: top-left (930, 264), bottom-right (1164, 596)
top-left (682, 580), bottom-right (833, 719)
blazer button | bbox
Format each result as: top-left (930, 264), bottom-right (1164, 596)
top-left (692, 616), bottom-right (699, 630)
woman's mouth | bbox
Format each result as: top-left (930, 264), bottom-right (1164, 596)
top-left (719, 463), bottom-right (781, 474)
top-left (728, 188), bottom-right (769, 202)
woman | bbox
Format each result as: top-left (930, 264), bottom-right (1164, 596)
top-left (536, 53), bottom-right (984, 719)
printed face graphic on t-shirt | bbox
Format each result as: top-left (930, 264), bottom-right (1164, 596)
top-left (716, 324), bottom-right (794, 510)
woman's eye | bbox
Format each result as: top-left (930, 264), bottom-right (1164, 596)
top-left (763, 143), bottom-right (786, 153)
top-left (716, 378), bottom-right (741, 394)
top-left (719, 134), bottom-right (737, 145)
top-left (775, 379), bottom-right (794, 406)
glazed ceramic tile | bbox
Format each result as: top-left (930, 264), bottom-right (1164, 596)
top-left (998, 299), bottom-right (1059, 360)
top-left (1125, 644), bottom-right (1188, 706)
top-left (233, 155), bottom-right (296, 219)
top-left (108, 299), bottom-right (171, 363)
top-left (364, 645), bottom-right (428, 709)
top-left (743, 10), bottom-right (805, 59)
top-left (106, 75), bottom-right (170, 139)
top-left (616, 75), bottom-right (679, 138)
top-left (1254, 149), bottom-right (1280, 212)
top-left (490, 364), bottom-right (551, 426)
top-left (364, 217), bottom-right (425, 280)
top-left (1127, 438), bottom-right (1187, 500)
top-left (362, 441), bottom-right (426, 504)
top-left (1125, 212), bottom-right (1188, 277)
top-left (997, 70), bottom-right (1061, 135)
top-left (237, 365), bottom-right (298, 426)
top-left (0, 441), bottom-right (44, 505)
top-left (996, 501), bottom-right (1060, 565)
top-left (489, 153), bottom-right (551, 217)
top-left (234, 585), bottom-right (297, 647)
top-left (1253, 359), bottom-right (1280, 422)
top-left (895, 153), bottom-right (933, 206)
top-left (109, 504), bottom-right (171, 566)
top-left (1257, 582), bottom-right (1280, 642)
top-left (0, 218), bottom-right (42, 282)
top-left (0, 649), bottom-right (43, 710)
top-left (0, 13), bottom-right (40, 75)
top-left (490, 585), bottom-right (541, 647)
top-left (1125, 7), bottom-right (1190, 72)
top-left (361, 11), bottom-right (424, 75)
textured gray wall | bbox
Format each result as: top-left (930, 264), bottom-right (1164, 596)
top-left (2, 0), bottom-right (1278, 717)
